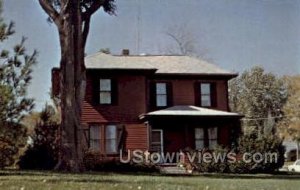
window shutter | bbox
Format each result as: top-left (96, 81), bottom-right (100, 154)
top-left (211, 83), bottom-right (217, 107)
top-left (149, 81), bottom-right (156, 110)
top-left (111, 79), bottom-right (118, 105)
top-left (117, 125), bottom-right (125, 151)
top-left (194, 82), bottom-right (200, 106)
top-left (92, 76), bottom-right (100, 105)
top-left (166, 82), bottom-right (173, 107)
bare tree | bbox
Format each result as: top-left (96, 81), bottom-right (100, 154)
top-left (165, 24), bottom-right (196, 56)
top-left (38, 0), bottom-right (115, 171)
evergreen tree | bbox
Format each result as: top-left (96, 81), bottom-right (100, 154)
top-left (0, 1), bottom-right (37, 168)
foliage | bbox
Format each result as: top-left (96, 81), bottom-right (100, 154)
top-left (83, 150), bottom-right (159, 173)
top-left (229, 66), bottom-right (288, 135)
top-left (192, 135), bottom-right (285, 173)
top-left (228, 134), bottom-right (285, 173)
top-left (18, 105), bottom-right (59, 170)
top-left (0, 122), bottom-right (27, 168)
top-left (278, 76), bottom-right (300, 141)
top-left (0, 0), bottom-right (37, 169)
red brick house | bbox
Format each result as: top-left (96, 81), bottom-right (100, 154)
top-left (52, 51), bottom-right (242, 161)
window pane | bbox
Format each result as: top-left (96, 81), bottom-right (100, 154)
top-left (106, 139), bottom-right (117, 153)
top-left (100, 79), bottom-right (111, 91)
top-left (201, 95), bottom-right (211, 107)
top-left (156, 94), bottom-right (167, 107)
top-left (106, 125), bottom-right (117, 153)
top-left (90, 126), bottom-right (101, 140)
top-left (152, 131), bottom-right (162, 143)
top-left (90, 126), bottom-right (101, 151)
top-left (208, 127), bottom-right (217, 139)
top-left (201, 83), bottom-right (211, 94)
top-left (156, 83), bottom-right (167, 94)
top-left (209, 140), bottom-right (217, 149)
top-left (100, 92), bottom-right (111, 104)
top-left (195, 140), bottom-right (204, 150)
top-left (106, 125), bottom-right (117, 139)
top-left (195, 128), bottom-right (204, 139)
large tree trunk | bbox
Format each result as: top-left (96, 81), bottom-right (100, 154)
top-left (54, 2), bottom-right (86, 172)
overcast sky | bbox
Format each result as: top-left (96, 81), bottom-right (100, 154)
top-left (3, 0), bottom-right (300, 111)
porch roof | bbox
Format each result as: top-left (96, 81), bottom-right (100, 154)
top-left (140, 105), bottom-right (243, 120)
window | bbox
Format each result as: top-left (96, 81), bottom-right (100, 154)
top-left (89, 125), bottom-right (119, 154)
top-left (105, 125), bottom-right (117, 153)
top-left (156, 83), bottom-right (167, 107)
top-left (208, 127), bottom-right (218, 149)
top-left (195, 128), bottom-right (204, 150)
top-left (195, 82), bottom-right (217, 107)
top-left (89, 125), bottom-right (101, 151)
top-left (100, 79), bottom-right (112, 104)
top-left (150, 130), bottom-right (163, 152)
top-left (201, 83), bottom-right (211, 107)
top-left (195, 127), bottom-right (218, 150)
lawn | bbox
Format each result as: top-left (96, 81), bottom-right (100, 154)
top-left (0, 171), bottom-right (300, 190)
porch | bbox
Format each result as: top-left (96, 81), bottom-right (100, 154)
top-left (140, 106), bottom-right (243, 154)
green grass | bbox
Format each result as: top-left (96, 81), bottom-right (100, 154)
top-left (0, 171), bottom-right (300, 190)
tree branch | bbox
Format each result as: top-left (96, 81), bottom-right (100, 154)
top-left (38, 0), bottom-right (61, 26)
top-left (82, 17), bottom-right (91, 49)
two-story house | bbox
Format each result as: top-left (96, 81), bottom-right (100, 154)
top-left (52, 50), bottom-right (242, 161)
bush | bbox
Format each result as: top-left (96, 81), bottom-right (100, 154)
top-left (0, 122), bottom-right (27, 169)
top-left (192, 134), bottom-right (285, 173)
top-left (18, 122), bottom-right (59, 170)
top-left (83, 151), bottom-right (159, 173)
top-left (18, 105), bottom-right (59, 170)
top-left (228, 134), bottom-right (285, 173)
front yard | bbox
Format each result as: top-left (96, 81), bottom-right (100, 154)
top-left (0, 171), bottom-right (300, 190)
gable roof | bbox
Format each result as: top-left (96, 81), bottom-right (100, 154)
top-left (85, 52), bottom-right (237, 77)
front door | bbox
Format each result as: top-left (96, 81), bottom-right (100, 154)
top-left (150, 129), bottom-right (164, 153)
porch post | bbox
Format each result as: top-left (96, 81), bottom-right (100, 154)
top-left (184, 124), bottom-right (188, 148)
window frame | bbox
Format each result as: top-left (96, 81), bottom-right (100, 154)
top-left (156, 82), bottom-right (168, 107)
top-left (105, 125), bottom-right (118, 154)
top-left (208, 127), bottom-right (218, 149)
top-left (88, 124), bottom-right (119, 154)
top-left (150, 81), bottom-right (173, 109)
top-left (195, 82), bottom-right (217, 108)
top-left (194, 127), bottom-right (218, 150)
top-left (200, 83), bottom-right (212, 107)
top-left (195, 128), bottom-right (205, 150)
top-left (89, 125), bottom-right (102, 152)
top-left (99, 78), bottom-right (112, 105)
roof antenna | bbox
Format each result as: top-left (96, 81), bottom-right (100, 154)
top-left (136, 0), bottom-right (141, 55)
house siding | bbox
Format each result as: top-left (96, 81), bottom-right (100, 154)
top-left (149, 79), bottom-right (229, 111)
top-left (85, 71), bottom-right (148, 123)
top-left (124, 124), bottom-right (148, 151)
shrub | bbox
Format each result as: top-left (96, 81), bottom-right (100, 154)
top-left (192, 134), bottom-right (285, 173)
top-left (0, 122), bottom-right (27, 169)
top-left (83, 150), bottom-right (159, 173)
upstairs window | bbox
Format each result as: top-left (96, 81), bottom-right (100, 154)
top-left (195, 82), bottom-right (217, 107)
top-left (100, 79), bottom-right (112, 104)
top-left (156, 83), bottom-right (167, 107)
top-left (201, 83), bottom-right (212, 107)
top-left (150, 82), bottom-right (173, 108)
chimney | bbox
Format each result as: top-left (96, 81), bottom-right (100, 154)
top-left (122, 49), bottom-right (130, 56)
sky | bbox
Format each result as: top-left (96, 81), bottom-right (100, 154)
top-left (3, 0), bottom-right (300, 111)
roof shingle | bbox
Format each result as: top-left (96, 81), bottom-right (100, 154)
top-left (85, 53), bottom-right (236, 76)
